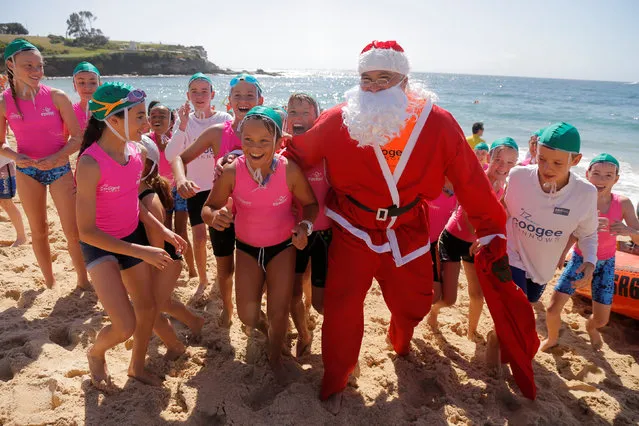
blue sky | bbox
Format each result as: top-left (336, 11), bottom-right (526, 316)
top-left (5, 0), bottom-right (638, 82)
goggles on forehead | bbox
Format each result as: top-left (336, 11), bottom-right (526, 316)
top-left (230, 75), bottom-right (262, 93)
top-left (92, 89), bottom-right (146, 119)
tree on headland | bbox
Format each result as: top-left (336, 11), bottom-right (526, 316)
top-left (0, 23), bottom-right (29, 35)
top-left (65, 11), bottom-right (108, 47)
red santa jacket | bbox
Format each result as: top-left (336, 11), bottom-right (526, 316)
top-left (284, 100), bottom-right (506, 266)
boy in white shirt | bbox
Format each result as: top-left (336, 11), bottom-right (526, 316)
top-left (503, 122), bottom-right (598, 304)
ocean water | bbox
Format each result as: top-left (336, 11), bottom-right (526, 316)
top-left (46, 71), bottom-right (639, 202)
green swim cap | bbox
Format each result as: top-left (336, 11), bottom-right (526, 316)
top-left (490, 137), bottom-right (519, 152)
top-left (188, 72), bottom-right (213, 88)
top-left (538, 122), bottom-right (581, 154)
top-left (244, 106), bottom-right (283, 134)
top-left (89, 82), bottom-right (146, 121)
top-left (474, 142), bottom-right (489, 152)
top-left (533, 127), bottom-right (547, 137)
top-left (589, 153), bottom-right (619, 170)
top-left (3, 38), bottom-right (38, 61)
top-left (73, 61), bottom-right (100, 77)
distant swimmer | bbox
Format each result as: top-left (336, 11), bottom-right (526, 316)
top-left (473, 99), bottom-right (480, 104)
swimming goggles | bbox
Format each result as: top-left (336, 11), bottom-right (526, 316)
top-left (92, 89), bottom-right (147, 118)
top-left (230, 75), bottom-right (262, 93)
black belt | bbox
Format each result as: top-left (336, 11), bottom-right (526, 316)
top-left (346, 195), bottom-right (420, 221)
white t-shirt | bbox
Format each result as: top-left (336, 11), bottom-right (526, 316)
top-left (504, 165), bottom-right (598, 284)
top-left (0, 155), bottom-right (12, 169)
top-left (165, 111), bottom-right (232, 192)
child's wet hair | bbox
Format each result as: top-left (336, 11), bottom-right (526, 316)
top-left (240, 115), bottom-right (282, 139)
top-left (288, 93), bottom-right (320, 116)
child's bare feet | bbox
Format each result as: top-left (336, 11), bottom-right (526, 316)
top-left (587, 322), bottom-right (603, 351)
top-left (190, 315), bottom-right (205, 339)
top-left (426, 309), bottom-right (440, 330)
top-left (44, 278), bottom-right (58, 291)
top-left (87, 348), bottom-right (111, 387)
top-left (127, 367), bottom-right (164, 386)
top-left (192, 281), bottom-right (208, 299)
top-left (322, 391), bottom-right (343, 415)
top-left (486, 330), bottom-right (502, 376)
top-left (271, 358), bottom-right (302, 386)
top-left (76, 276), bottom-right (92, 291)
top-left (295, 330), bottom-right (313, 358)
top-left (218, 307), bottom-right (232, 328)
top-left (11, 236), bottom-right (26, 247)
top-left (539, 337), bottom-right (559, 352)
top-left (165, 343), bottom-right (187, 361)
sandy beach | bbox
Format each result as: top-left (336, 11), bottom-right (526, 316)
top-left (0, 140), bottom-right (638, 425)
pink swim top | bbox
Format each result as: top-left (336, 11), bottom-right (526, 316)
top-left (233, 154), bottom-right (295, 247)
top-left (429, 191), bottom-right (457, 243)
top-left (73, 102), bottom-right (89, 131)
top-left (446, 186), bottom-right (504, 243)
top-left (218, 120), bottom-right (242, 160)
top-left (81, 142), bottom-right (142, 238)
top-left (147, 132), bottom-right (174, 184)
top-left (576, 193), bottom-right (622, 260)
top-left (3, 85), bottom-right (67, 160)
top-left (295, 160), bottom-right (331, 231)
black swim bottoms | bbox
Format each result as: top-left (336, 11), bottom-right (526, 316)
top-left (236, 238), bottom-right (293, 271)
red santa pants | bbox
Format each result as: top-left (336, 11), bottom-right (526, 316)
top-left (320, 225), bottom-right (434, 400)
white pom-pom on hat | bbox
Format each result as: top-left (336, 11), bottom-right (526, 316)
top-left (358, 40), bottom-right (410, 76)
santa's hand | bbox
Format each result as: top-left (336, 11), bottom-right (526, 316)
top-left (210, 207), bottom-right (233, 231)
top-left (291, 224), bottom-right (308, 250)
top-left (572, 262), bottom-right (594, 289)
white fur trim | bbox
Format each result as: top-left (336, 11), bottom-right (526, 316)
top-left (358, 48), bottom-right (410, 75)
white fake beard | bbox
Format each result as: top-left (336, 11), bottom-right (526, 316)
top-left (342, 84), bottom-right (410, 148)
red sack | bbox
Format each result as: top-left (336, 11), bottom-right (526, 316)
top-left (475, 237), bottom-right (539, 400)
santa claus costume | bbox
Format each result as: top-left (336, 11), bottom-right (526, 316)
top-left (285, 41), bottom-right (511, 400)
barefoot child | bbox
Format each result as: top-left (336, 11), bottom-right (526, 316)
top-left (286, 93), bottom-right (326, 356)
top-left (543, 153), bottom-right (639, 350)
top-left (504, 123), bottom-right (598, 303)
top-left (146, 101), bottom-right (197, 277)
top-left (428, 138), bottom-right (518, 339)
top-left (0, 38), bottom-right (90, 290)
top-left (76, 82), bottom-right (187, 385)
top-left (427, 178), bottom-right (456, 302)
top-left (72, 61), bottom-right (100, 131)
top-left (165, 73), bottom-right (232, 296)
top-left (487, 122), bottom-right (598, 363)
top-left (138, 137), bottom-right (204, 356)
top-left (172, 73), bottom-right (263, 326)
top-left (0, 154), bottom-right (26, 246)
top-left (202, 106), bottom-right (318, 380)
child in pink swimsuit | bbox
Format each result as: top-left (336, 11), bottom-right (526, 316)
top-left (76, 82), bottom-right (186, 387)
top-left (544, 153), bottom-right (639, 351)
top-left (428, 137), bottom-right (519, 341)
top-left (72, 61), bottom-right (100, 131)
top-left (202, 106), bottom-right (318, 381)
top-left (172, 73), bottom-right (264, 326)
top-left (0, 38), bottom-right (89, 289)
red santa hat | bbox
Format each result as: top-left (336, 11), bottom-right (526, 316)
top-left (358, 40), bottom-right (410, 76)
